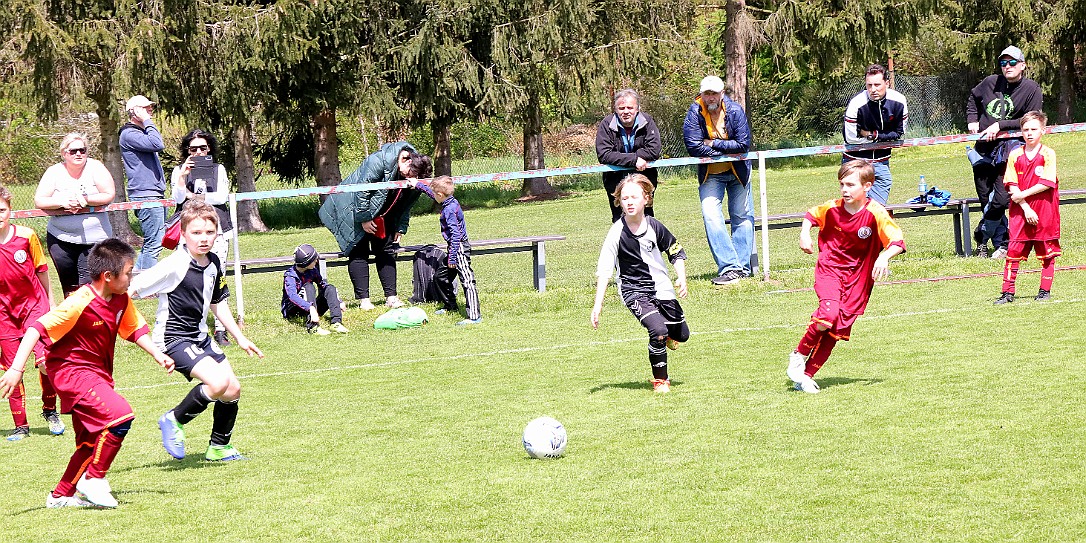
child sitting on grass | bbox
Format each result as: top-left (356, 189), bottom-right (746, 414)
top-left (591, 174), bottom-right (689, 394)
top-left (281, 243), bottom-right (349, 335)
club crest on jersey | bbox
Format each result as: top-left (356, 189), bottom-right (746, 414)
top-left (1035, 166), bottom-right (1045, 177)
top-left (13, 249), bottom-right (27, 264)
top-left (857, 226), bottom-right (873, 239)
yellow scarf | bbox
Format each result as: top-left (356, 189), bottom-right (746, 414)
top-left (698, 96), bottom-right (738, 181)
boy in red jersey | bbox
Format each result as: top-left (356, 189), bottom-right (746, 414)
top-left (0, 185), bottom-right (64, 441)
top-left (994, 111), bottom-right (1060, 304)
top-left (0, 239), bottom-right (174, 508)
top-left (786, 160), bottom-right (906, 394)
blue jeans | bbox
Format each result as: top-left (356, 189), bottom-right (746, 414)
top-left (699, 173), bottom-right (754, 275)
top-left (843, 157), bottom-right (892, 205)
top-left (133, 197), bottom-right (167, 270)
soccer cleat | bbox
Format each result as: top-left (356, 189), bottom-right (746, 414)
top-left (6, 426), bottom-right (29, 441)
top-left (213, 330), bottom-right (231, 347)
top-left (794, 377), bottom-right (821, 394)
top-left (1035, 289), bottom-right (1051, 301)
top-left (385, 296), bottom-right (405, 309)
top-left (46, 491), bottom-right (93, 509)
top-left (456, 318), bottom-right (483, 326)
top-left (787, 351), bottom-right (808, 383)
top-left (993, 292), bottom-right (1015, 305)
top-left (205, 444), bottom-right (246, 462)
top-left (666, 337), bottom-right (680, 350)
top-left (710, 270), bottom-right (742, 286)
top-left (991, 247), bottom-right (1008, 260)
top-left (651, 378), bottom-right (671, 393)
top-left (330, 322), bottom-right (349, 334)
top-left (308, 325), bottom-right (331, 336)
top-left (358, 299), bottom-right (377, 311)
top-left (42, 410), bottom-right (65, 435)
top-left (158, 411), bottom-right (186, 459)
top-left (76, 474), bottom-right (117, 508)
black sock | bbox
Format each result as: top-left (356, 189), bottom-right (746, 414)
top-left (210, 399), bottom-right (239, 446)
top-left (648, 339), bottom-right (668, 380)
top-left (174, 385), bottom-right (213, 425)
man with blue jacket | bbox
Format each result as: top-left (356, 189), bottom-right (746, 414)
top-left (683, 75), bottom-right (754, 285)
top-left (119, 95), bottom-right (167, 270)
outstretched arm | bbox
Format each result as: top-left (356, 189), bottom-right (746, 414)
top-left (134, 334), bottom-right (174, 374)
top-left (590, 275), bottom-right (609, 329)
top-left (212, 303), bottom-right (264, 359)
top-left (0, 329), bottom-right (41, 398)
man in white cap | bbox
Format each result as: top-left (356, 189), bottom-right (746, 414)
top-left (682, 75), bottom-right (754, 285)
top-left (119, 94), bottom-right (167, 270)
top-left (965, 46), bottom-right (1043, 259)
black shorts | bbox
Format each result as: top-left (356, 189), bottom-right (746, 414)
top-left (166, 336), bottom-right (228, 381)
top-left (623, 294), bottom-right (685, 325)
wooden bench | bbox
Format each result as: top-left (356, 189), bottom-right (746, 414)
top-left (227, 235), bottom-right (566, 292)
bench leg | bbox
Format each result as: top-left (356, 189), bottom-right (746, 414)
top-left (533, 242), bottom-right (546, 293)
top-left (959, 201), bottom-right (973, 257)
top-left (952, 211), bottom-right (964, 257)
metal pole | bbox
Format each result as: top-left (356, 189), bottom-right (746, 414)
top-left (758, 151), bottom-right (771, 280)
top-left (229, 193), bottom-right (245, 326)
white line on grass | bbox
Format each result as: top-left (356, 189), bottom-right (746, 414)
top-left (117, 297), bottom-right (1084, 392)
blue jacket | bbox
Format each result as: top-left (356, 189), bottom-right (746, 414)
top-left (119, 121), bottom-right (166, 198)
top-left (682, 95), bottom-right (752, 185)
top-left (415, 182), bottom-right (469, 267)
top-left (281, 265), bottom-right (331, 316)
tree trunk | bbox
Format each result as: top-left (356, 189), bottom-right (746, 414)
top-left (233, 122), bottom-right (267, 233)
top-left (313, 108), bottom-right (342, 204)
top-left (724, 0), bottom-right (749, 109)
top-left (432, 121), bottom-right (452, 177)
top-left (1057, 40), bottom-right (1075, 124)
top-left (94, 100), bottom-right (139, 245)
top-left (520, 96), bottom-right (554, 197)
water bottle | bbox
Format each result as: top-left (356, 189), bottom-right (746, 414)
top-left (918, 175), bottom-right (927, 203)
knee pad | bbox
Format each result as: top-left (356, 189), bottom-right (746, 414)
top-left (109, 420), bottom-right (132, 437)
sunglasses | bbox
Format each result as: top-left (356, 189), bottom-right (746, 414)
top-left (188, 145), bottom-right (210, 153)
top-left (66, 148), bottom-right (88, 155)
top-left (999, 59), bottom-right (1020, 67)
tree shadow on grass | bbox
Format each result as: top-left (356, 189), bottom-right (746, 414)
top-left (589, 380), bottom-right (683, 393)
top-left (786, 376), bottom-right (883, 392)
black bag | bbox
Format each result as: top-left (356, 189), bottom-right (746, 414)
top-left (409, 244), bottom-right (448, 304)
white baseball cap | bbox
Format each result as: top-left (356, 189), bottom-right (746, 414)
top-left (125, 95), bottom-right (155, 110)
top-left (700, 75), bottom-right (725, 94)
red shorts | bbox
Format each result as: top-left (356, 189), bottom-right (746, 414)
top-left (810, 298), bottom-right (856, 341)
top-left (0, 337), bottom-right (47, 370)
top-left (66, 378), bottom-right (134, 435)
top-left (1007, 239), bottom-right (1061, 261)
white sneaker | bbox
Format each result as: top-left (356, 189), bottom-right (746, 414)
top-left (358, 299), bottom-right (376, 311)
top-left (787, 351), bottom-right (807, 383)
top-left (991, 247), bottom-right (1008, 260)
top-left (385, 296), bottom-right (405, 309)
top-left (46, 491), bottom-right (92, 508)
top-left (76, 474), bottom-right (117, 508)
top-left (794, 377), bottom-right (821, 394)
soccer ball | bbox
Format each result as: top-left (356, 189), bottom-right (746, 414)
top-left (522, 416), bottom-right (567, 459)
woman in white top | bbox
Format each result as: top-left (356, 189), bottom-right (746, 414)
top-left (34, 133), bottom-right (115, 296)
top-left (171, 128), bottom-right (235, 346)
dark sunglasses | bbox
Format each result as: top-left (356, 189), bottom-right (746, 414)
top-left (188, 145), bottom-right (210, 153)
top-left (66, 148), bottom-right (88, 155)
top-left (999, 59), bottom-right (1020, 67)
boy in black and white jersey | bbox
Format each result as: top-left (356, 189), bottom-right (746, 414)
top-left (129, 201), bottom-right (263, 462)
top-left (591, 174), bottom-right (690, 393)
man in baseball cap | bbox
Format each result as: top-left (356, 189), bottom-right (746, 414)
top-left (119, 93), bottom-right (167, 270)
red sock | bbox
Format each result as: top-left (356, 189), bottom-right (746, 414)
top-left (796, 323), bottom-right (825, 357)
top-left (39, 369), bottom-right (58, 412)
top-left (53, 441), bottom-right (95, 497)
top-left (6, 378), bottom-right (27, 428)
top-left (85, 431), bottom-right (124, 479)
top-left (805, 335), bottom-right (839, 377)
top-left (1001, 259), bottom-right (1020, 294)
top-left (1040, 257), bottom-right (1055, 291)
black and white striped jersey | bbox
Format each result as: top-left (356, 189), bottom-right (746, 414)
top-left (595, 216), bottom-right (686, 301)
top-left (130, 249), bottom-right (229, 350)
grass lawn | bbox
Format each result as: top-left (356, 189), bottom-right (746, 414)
top-left (3, 133), bottom-right (1086, 542)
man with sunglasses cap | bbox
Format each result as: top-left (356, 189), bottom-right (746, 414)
top-left (966, 46), bottom-right (1042, 259)
top-left (119, 94), bottom-right (167, 270)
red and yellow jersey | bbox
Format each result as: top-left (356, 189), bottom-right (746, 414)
top-left (32, 285), bottom-right (148, 408)
top-left (0, 225), bottom-right (50, 339)
top-left (806, 198), bottom-right (905, 315)
top-left (1004, 145), bottom-right (1059, 241)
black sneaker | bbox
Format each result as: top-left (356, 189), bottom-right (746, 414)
top-left (213, 330), bottom-right (231, 346)
top-left (6, 426), bottom-right (29, 441)
top-left (973, 244), bottom-right (990, 258)
top-left (1035, 289), bottom-right (1051, 301)
top-left (42, 410), bottom-right (65, 435)
top-left (710, 270), bottom-right (742, 286)
top-left (993, 292), bottom-right (1015, 305)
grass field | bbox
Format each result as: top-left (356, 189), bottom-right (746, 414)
top-left (4, 133), bottom-right (1086, 542)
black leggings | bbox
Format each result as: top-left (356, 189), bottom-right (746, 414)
top-left (46, 233), bottom-right (93, 296)
top-left (347, 234), bottom-right (398, 299)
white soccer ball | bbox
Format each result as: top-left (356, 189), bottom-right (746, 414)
top-left (522, 416), bottom-right (567, 459)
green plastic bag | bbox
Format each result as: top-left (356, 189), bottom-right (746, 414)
top-left (374, 307), bottom-right (429, 330)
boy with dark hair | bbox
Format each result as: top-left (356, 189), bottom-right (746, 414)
top-left (129, 201), bottom-right (263, 463)
top-left (0, 185), bottom-right (64, 441)
top-left (787, 160), bottom-right (906, 394)
top-left (994, 110), bottom-right (1060, 304)
top-left (407, 176), bottom-right (482, 325)
top-left (282, 243), bottom-right (349, 334)
top-left (0, 238), bottom-right (174, 508)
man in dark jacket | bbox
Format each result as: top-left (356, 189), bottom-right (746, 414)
top-left (683, 75), bottom-right (754, 285)
top-left (966, 45), bottom-right (1043, 259)
top-left (595, 89), bottom-right (662, 222)
top-left (842, 64), bottom-right (908, 205)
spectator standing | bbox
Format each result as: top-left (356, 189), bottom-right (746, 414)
top-left (595, 89), bottom-right (662, 222)
top-left (683, 75), bottom-right (754, 285)
top-left (119, 95), bottom-right (168, 270)
top-left (966, 46), bottom-right (1043, 259)
top-left (842, 64), bottom-right (908, 206)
